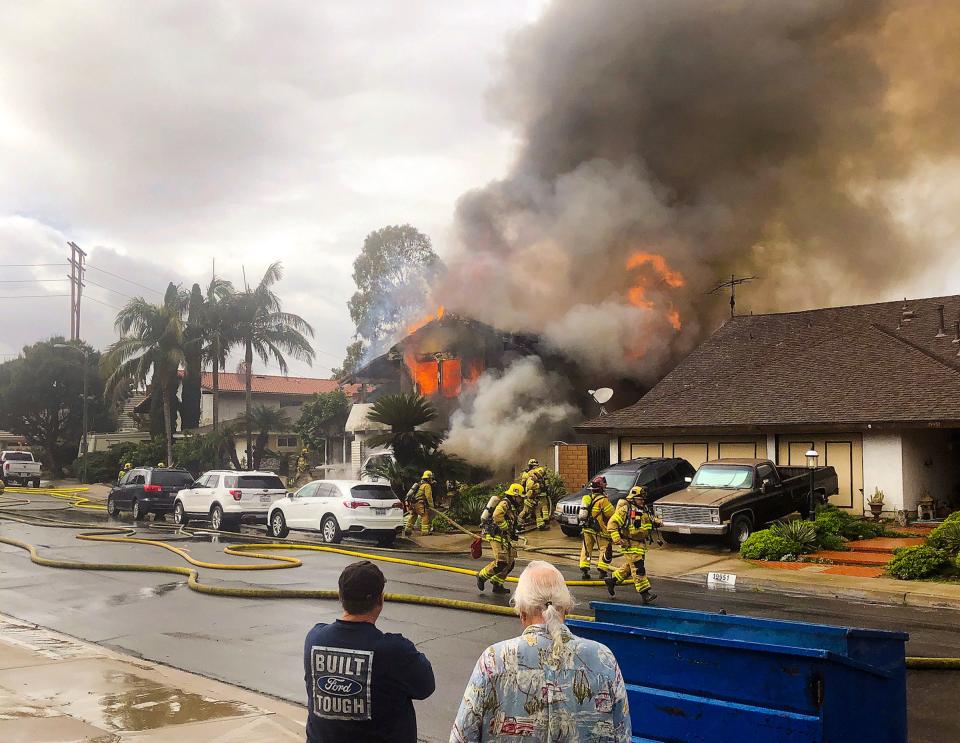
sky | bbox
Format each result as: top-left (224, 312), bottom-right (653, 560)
top-left (0, 0), bottom-right (546, 374)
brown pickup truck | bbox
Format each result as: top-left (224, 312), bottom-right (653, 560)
top-left (652, 458), bottom-right (839, 549)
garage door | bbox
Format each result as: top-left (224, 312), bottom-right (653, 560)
top-left (778, 435), bottom-right (862, 514)
top-left (673, 443), bottom-right (709, 469)
top-left (630, 443), bottom-right (665, 459)
top-left (718, 442), bottom-right (759, 459)
top-left (824, 441), bottom-right (854, 509)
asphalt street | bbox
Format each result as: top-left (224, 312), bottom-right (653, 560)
top-left (1, 514), bottom-right (959, 742)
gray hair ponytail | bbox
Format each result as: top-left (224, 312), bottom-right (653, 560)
top-left (512, 560), bottom-right (577, 662)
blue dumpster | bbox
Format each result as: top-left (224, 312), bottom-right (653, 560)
top-left (568, 602), bottom-right (907, 743)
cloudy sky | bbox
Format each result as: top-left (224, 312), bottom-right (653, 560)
top-left (0, 1), bottom-right (545, 373)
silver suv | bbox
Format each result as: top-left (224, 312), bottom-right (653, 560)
top-left (173, 470), bottom-right (288, 530)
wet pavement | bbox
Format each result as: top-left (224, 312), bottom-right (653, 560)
top-left (2, 508), bottom-right (960, 741)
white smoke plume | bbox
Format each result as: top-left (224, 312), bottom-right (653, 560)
top-left (444, 356), bottom-right (578, 468)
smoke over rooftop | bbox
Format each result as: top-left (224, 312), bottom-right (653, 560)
top-left (437, 0), bottom-right (960, 379)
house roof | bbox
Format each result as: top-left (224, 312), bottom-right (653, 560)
top-left (344, 403), bottom-right (390, 434)
top-left (576, 294), bottom-right (960, 435)
top-left (201, 372), bottom-right (358, 397)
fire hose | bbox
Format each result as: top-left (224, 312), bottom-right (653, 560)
top-left (1, 487), bottom-right (958, 668)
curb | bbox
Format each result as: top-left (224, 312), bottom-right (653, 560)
top-left (670, 572), bottom-right (960, 612)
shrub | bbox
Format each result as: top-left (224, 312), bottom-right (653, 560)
top-left (740, 529), bottom-right (795, 561)
top-left (944, 511), bottom-right (960, 524)
top-left (449, 484), bottom-right (499, 525)
top-left (886, 546), bottom-right (949, 580)
top-left (814, 504), bottom-right (883, 541)
top-left (816, 533), bottom-right (847, 551)
top-left (927, 521), bottom-right (960, 554)
top-left (771, 520), bottom-right (818, 554)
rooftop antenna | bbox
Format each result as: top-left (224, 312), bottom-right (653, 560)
top-left (588, 387), bottom-right (613, 416)
top-left (708, 274), bottom-right (758, 318)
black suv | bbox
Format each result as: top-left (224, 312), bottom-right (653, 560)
top-left (553, 457), bottom-right (696, 537)
top-left (107, 467), bottom-right (195, 521)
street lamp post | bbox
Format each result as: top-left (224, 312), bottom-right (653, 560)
top-left (54, 344), bottom-right (89, 483)
top-left (805, 447), bottom-right (819, 518)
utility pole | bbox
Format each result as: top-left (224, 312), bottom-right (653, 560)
top-left (708, 274), bottom-right (758, 318)
top-left (67, 242), bottom-right (87, 340)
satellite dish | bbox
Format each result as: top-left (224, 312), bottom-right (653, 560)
top-left (588, 388), bottom-right (614, 416)
top-left (589, 388), bottom-right (613, 404)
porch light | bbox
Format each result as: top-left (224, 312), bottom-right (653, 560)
top-left (805, 448), bottom-right (819, 469)
top-left (805, 448), bottom-right (819, 518)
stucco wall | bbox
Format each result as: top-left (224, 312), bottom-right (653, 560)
top-left (862, 432), bottom-right (904, 514)
top-left (901, 429), bottom-right (956, 512)
top-left (199, 392), bottom-right (306, 427)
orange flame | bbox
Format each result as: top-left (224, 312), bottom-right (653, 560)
top-left (625, 251), bottom-right (685, 333)
top-left (405, 305), bottom-right (445, 335)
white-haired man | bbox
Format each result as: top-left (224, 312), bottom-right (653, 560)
top-left (450, 561), bottom-right (632, 742)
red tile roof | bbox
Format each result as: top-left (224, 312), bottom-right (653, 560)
top-left (577, 294), bottom-right (960, 434)
top-left (201, 372), bottom-right (357, 397)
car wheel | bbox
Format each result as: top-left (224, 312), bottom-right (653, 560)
top-left (210, 504), bottom-right (225, 531)
top-left (728, 514), bottom-right (753, 550)
top-left (320, 515), bottom-right (343, 544)
top-left (377, 534), bottom-right (396, 548)
top-left (173, 501), bottom-right (189, 526)
top-left (107, 495), bottom-right (120, 518)
top-left (559, 525), bottom-right (582, 538)
top-left (131, 499), bottom-right (144, 522)
top-left (31, 478), bottom-right (41, 489)
top-left (270, 510), bottom-right (289, 538)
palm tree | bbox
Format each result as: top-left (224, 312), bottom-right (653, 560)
top-left (366, 393), bottom-right (442, 468)
top-left (200, 276), bottom-right (236, 435)
top-left (234, 404), bottom-right (290, 470)
top-left (103, 284), bottom-right (188, 466)
top-left (233, 262), bottom-right (315, 469)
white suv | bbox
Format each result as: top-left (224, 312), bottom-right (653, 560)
top-left (267, 480), bottom-right (404, 547)
top-left (173, 470), bottom-right (288, 531)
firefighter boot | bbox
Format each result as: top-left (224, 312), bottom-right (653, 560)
top-left (598, 569), bottom-right (608, 579)
top-left (492, 583), bottom-right (510, 595)
top-left (580, 567), bottom-right (591, 580)
top-left (604, 576), bottom-right (616, 596)
top-left (476, 573), bottom-right (486, 591)
top-left (641, 590), bottom-right (658, 605)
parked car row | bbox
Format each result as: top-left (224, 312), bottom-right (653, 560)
top-left (106, 468), bottom-right (405, 546)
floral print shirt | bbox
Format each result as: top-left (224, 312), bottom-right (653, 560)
top-left (450, 623), bottom-right (631, 742)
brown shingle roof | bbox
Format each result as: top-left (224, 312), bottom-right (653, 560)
top-left (577, 294), bottom-right (960, 434)
top-left (201, 372), bottom-right (359, 397)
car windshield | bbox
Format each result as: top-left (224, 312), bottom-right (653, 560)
top-left (3, 452), bottom-right (32, 461)
top-left (691, 465), bottom-right (754, 489)
top-left (350, 484), bottom-right (396, 500)
top-left (601, 472), bottom-right (638, 491)
top-left (231, 475), bottom-right (285, 490)
top-left (151, 471), bottom-right (195, 486)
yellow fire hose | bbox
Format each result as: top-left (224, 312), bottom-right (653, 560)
top-left (1, 486), bottom-right (958, 667)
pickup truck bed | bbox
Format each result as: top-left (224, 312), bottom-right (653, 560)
top-left (1, 451), bottom-right (42, 487)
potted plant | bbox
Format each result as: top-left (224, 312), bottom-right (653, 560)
top-left (867, 488), bottom-right (885, 521)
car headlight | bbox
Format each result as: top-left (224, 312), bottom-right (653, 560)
top-left (710, 508), bottom-right (720, 524)
top-left (654, 506), bottom-right (663, 518)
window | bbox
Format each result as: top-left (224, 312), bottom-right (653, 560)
top-left (315, 483), bottom-right (339, 498)
top-left (600, 471), bottom-right (639, 491)
top-left (206, 475), bottom-right (220, 488)
top-left (350, 484), bottom-right (395, 501)
top-left (655, 464), bottom-right (681, 488)
top-left (691, 465), bottom-right (754, 489)
top-left (295, 482), bottom-right (319, 498)
top-left (3, 452), bottom-right (33, 461)
top-left (129, 474), bottom-right (145, 485)
top-left (634, 467), bottom-right (659, 488)
top-left (756, 464), bottom-right (778, 486)
top-left (236, 475), bottom-right (285, 489)
top-left (151, 470), bottom-right (195, 487)
top-left (277, 436), bottom-right (298, 449)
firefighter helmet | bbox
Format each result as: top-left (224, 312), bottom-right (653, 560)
top-left (156, 462), bottom-right (166, 468)
top-left (590, 475), bottom-right (607, 492)
top-left (422, 470), bottom-right (433, 480)
top-left (527, 458), bottom-right (539, 467)
top-left (626, 485), bottom-right (648, 502)
top-left (506, 483), bottom-right (525, 499)
top-left (124, 462), bottom-right (132, 469)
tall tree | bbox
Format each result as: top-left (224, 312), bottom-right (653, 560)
top-left (365, 392), bottom-right (441, 469)
top-left (0, 338), bottom-right (114, 475)
top-left (233, 262), bottom-right (315, 469)
top-left (340, 224), bottom-right (441, 372)
top-left (180, 283), bottom-right (204, 429)
top-left (294, 389), bottom-right (351, 459)
top-left (201, 276), bottom-right (236, 437)
top-left (103, 284), bottom-right (189, 467)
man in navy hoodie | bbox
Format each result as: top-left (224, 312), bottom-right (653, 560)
top-left (304, 560), bottom-right (435, 742)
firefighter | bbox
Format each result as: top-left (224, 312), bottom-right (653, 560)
top-left (604, 485), bottom-right (661, 604)
top-left (519, 459), bottom-right (549, 530)
top-left (156, 461), bottom-right (166, 468)
top-left (117, 462), bottom-right (132, 483)
top-left (578, 475), bottom-right (615, 580)
top-left (477, 483), bottom-right (524, 595)
top-left (295, 448), bottom-right (309, 480)
top-left (403, 471), bottom-right (435, 537)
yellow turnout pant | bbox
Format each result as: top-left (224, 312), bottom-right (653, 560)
top-left (580, 531), bottom-right (613, 572)
top-left (404, 500), bottom-right (431, 535)
top-left (612, 545), bottom-right (652, 593)
top-left (478, 538), bottom-right (516, 585)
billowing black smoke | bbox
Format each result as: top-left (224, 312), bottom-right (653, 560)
top-left (440, 0), bottom-right (960, 465)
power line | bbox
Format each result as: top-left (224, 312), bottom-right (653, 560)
top-left (85, 277), bottom-right (134, 299)
top-left (0, 294), bottom-right (70, 299)
top-left (81, 294), bottom-right (122, 310)
top-left (86, 264), bottom-right (163, 295)
top-left (0, 263), bottom-right (68, 267)
top-left (0, 278), bottom-right (68, 283)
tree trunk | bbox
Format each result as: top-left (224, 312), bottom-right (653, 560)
top-left (253, 430), bottom-right (269, 470)
top-left (244, 340), bottom-right (253, 470)
top-left (161, 380), bottom-right (174, 467)
top-left (212, 338), bottom-right (220, 468)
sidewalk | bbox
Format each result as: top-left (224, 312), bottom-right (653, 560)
top-left (410, 522), bottom-right (960, 611)
top-left (0, 613), bottom-right (305, 742)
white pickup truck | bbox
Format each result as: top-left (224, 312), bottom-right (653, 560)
top-left (1, 451), bottom-right (42, 487)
